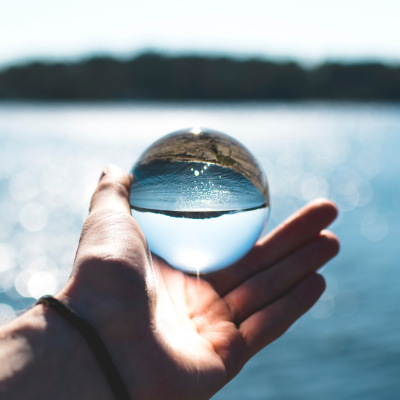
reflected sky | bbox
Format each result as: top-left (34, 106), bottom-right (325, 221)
top-left (132, 207), bottom-right (268, 273)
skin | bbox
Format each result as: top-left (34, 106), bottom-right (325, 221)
top-left (0, 165), bottom-right (339, 400)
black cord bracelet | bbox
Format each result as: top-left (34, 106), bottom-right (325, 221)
top-left (36, 295), bottom-right (130, 400)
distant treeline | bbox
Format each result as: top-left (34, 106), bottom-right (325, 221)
top-left (1, 53), bottom-right (400, 100)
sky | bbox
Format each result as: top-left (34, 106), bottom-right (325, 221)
top-left (1, 0), bottom-right (400, 67)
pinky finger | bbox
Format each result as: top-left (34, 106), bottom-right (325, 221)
top-left (239, 274), bottom-right (325, 361)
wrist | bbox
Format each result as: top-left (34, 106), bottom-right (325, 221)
top-left (54, 262), bottom-right (157, 398)
top-left (0, 303), bottom-right (114, 400)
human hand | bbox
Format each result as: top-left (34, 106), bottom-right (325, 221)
top-left (57, 165), bottom-right (339, 400)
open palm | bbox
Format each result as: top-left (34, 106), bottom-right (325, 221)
top-left (59, 165), bottom-right (339, 400)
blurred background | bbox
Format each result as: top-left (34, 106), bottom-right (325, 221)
top-left (0, 1), bottom-right (400, 399)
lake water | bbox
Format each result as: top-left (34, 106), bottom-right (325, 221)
top-left (0, 102), bottom-right (400, 399)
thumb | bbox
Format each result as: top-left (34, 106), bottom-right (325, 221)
top-left (89, 165), bottom-right (131, 215)
top-left (77, 164), bottom-right (140, 252)
top-left (72, 164), bottom-right (152, 288)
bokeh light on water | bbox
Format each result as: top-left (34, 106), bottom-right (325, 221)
top-left (0, 102), bottom-right (399, 399)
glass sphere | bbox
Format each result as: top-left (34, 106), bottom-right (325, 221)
top-left (130, 127), bottom-right (269, 274)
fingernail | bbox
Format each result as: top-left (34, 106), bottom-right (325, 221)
top-left (99, 165), bottom-right (121, 182)
top-left (99, 168), bottom-right (107, 182)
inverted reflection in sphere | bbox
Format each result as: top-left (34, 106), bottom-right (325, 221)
top-left (130, 128), bottom-right (270, 274)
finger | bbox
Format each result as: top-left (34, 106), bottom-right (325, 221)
top-left (76, 164), bottom-right (148, 263)
top-left (205, 198), bottom-right (337, 296)
top-left (225, 231), bottom-right (339, 323)
top-left (89, 164), bottom-right (131, 215)
top-left (239, 273), bottom-right (325, 361)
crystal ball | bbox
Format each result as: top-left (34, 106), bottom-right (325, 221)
top-left (130, 127), bottom-right (270, 274)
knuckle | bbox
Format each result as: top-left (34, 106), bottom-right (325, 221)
top-left (81, 210), bottom-right (149, 251)
top-left (97, 179), bottom-right (129, 198)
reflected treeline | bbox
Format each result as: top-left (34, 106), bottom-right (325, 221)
top-left (0, 53), bottom-right (399, 100)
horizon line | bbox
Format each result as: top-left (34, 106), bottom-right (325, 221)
top-left (2, 47), bottom-right (400, 71)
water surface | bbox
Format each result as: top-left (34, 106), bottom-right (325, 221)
top-left (0, 101), bottom-right (399, 399)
